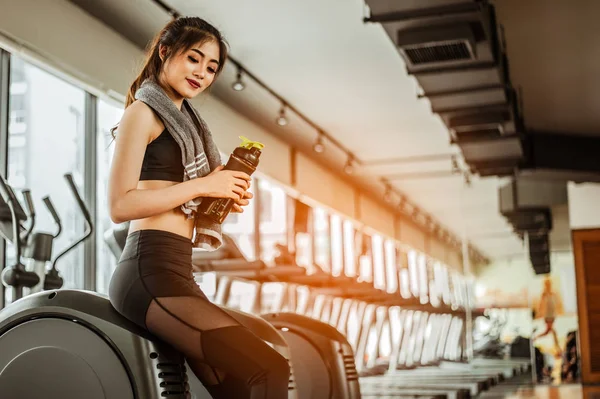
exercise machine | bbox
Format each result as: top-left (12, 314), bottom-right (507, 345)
top-left (107, 223), bottom-right (362, 399)
top-left (0, 174), bottom-right (295, 399)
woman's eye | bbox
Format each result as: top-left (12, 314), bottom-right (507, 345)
top-left (188, 56), bottom-right (198, 63)
top-left (208, 67), bottom-right (216, 74)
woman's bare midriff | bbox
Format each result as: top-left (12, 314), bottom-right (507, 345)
top-left (129, 180), bottom-right (195, 240)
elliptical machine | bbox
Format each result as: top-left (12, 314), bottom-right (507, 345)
top-left (0, 173), bottom-right (92, 300)
top-left (0, 174), bottom-right (296, 399)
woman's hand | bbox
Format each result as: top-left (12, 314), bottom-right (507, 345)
top-left (198, 165), bottom-right (251, 199)
top-left (231, 191), bottom-right (254, 213)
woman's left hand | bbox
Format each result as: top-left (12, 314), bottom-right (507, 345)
top-left (231, 191), bottom-right (254, 213)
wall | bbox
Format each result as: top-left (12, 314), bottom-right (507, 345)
top-left (0, 0), bottom-right (467, 267)
top-left (568, 182), bottom-right (600, 229)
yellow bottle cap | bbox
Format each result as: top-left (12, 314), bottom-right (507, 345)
top-left (239, 136), bottom-right (265, 151)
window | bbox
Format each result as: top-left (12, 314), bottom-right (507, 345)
top-left (313, 207), bottom-right (331, 272)
top-left (4, 56), bottom-right (86, 303)
top-left (408, 250), bottom-right (419, 297)
top-left (330, 214), bottom-right (343, 276)
top-left (223, 189), bottom-right (256, 260)
top-left (295, 231), bottom-right (313, 271)
top-left (418, 253), bottom-right (429, 301)
top-left (372, 235), bottom-right (385, 290)
top-left (95, 98), bottom-right (124, 296)
top-left (384, 239), bottom-right (397, 293)
top-left (343, 220), bottom-right (356, 277)
top-left (358, 233), bottom-right (373, 283)
top-left (294, 201), bottom-right (313, 271)
top-left (258, 178), bottom-right (287, 266)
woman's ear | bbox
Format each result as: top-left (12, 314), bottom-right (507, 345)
top-left (158, 45), bottom-right (167, 61)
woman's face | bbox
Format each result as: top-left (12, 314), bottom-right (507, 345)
top-left (160, 40), bottom-right (220, 100)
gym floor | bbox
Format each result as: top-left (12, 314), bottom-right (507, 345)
top-left (478, 374), bottom-right (585, 398)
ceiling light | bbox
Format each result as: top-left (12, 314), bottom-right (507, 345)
top-left (344, 155), bottom-right (354, 175)
top-left (384, 184), bottom-right (394, 203)
top-left (231, 69), bottom-right (245, 91)
top-left (451, 155), bottom-right (460, 173)
top-left (276, 104), bottom-right (288, 126)
top-left (313, 131), bottom-right (325, 153)
top-left (464, 172), bottom-right (472, 186)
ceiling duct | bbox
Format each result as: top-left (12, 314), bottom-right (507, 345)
top-left (396, 23), bottom-right (477, 69)
top-left (529, 233), bottom-right (550, 275)
top-left (497, 178), bottom-right (566, 271)
top-left (499, 177), bottom-right (567, 214)
top-left (503, 207), bottom-right (553, 233)
top-left (449, 109), bottom-right (509, 137)
top-left (365, 0), bottom-right (481, 17)
top-left (519, 132), bottom-right (600, 182)
top-left (459, 135), bottom-right (524, 175)
top-left (364, 0), bottom-right (529, 179)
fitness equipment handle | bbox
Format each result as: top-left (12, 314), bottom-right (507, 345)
top-left (0, 173), bottom-right (13, 205)
top-left (20, 190), bottom-right (36, 243)
top-left (43, 196), bottom-right (62, 238)
top-left (46, 174), bottom-right (94, 289)
top-left (64, 173), bottom-right (93, 226)
top-left (0, 174), bottom-right (20, 258)
top-left (21, 190), bottom-right (35, 219)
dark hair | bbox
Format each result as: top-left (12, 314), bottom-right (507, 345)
top-left (111, 17), bottom-right (228, 136)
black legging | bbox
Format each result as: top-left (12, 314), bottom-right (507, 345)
top-left (108, 229), bottom-right (290, 398)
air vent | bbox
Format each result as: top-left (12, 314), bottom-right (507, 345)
top-left (156, 362), bottom-right (188, 397)
top-left (343, 354), bottom-right (359, 381)
top-left (404, 41), bottom-right (473, 65)
top-left (396, 23), bottom-right (477, 68)
top-left (287, 359), bottom-right (296, 391)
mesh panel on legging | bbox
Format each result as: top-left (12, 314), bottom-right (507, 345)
top-left (145, 296), bottom-right (290, 399)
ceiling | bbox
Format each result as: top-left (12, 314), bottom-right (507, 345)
top-left (66, 0), bottom-right (589, 261)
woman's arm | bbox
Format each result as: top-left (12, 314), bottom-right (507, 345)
top-left (108, 101), bottom-right (251, 224)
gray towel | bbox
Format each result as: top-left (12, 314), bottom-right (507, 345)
top-left (135, 79), bottom-right (223, 250)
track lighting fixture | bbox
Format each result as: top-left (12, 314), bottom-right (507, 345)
top-left (231, 68), bottom-right (245, 91)
top-left (384, 184), bottom-right (394, 203)
top-left (276, 104), bottom-right (288, 126)
top-left (397, 196), bottom-right (408, 213)
top-left (412, 207), bottom-right (420, 221)
top-left (464, 172), bottom-right (471, 186)
top-left (344, 155), bottom-right (354, 175)
top-left (313, 131), bottom-right (325, 153)
top-left (451, 155), bottom-right (460, 173)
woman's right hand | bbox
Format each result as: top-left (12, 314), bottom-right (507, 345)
top-left (198, 165), bottom-right (252, 199)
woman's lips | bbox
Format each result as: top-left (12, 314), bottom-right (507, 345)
top-left (186, 78), bottom-right (201, 89)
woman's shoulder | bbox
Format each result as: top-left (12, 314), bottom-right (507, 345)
top-left (121, 100), bottom-right (165, 140)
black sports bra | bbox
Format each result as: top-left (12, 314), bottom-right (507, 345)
top-left (140, 129), bottom-right (184, 182)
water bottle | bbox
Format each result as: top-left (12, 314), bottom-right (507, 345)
top-left (198, 136), bottom-right (264, 224)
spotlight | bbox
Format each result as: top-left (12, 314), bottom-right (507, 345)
top-left (313, 132), bottom-right (325, 153)
top-left (451, 155), bottom-right (460, 173)
top-left (464, 172), bottom-right (472, 186)
top-left (344, 155), bottom-right (354, 175)
top-left (276, 104), bottom-right (288, 126)
top-left (384, 185), bottom-right (393, 203)
top-left (231, 69), bottom-right (245, 91)
top-left (397, 196), bottom-right (407, 212)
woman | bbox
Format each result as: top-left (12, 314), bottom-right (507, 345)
top-left (533, 277), bottom-right (564, 357)
top-left (107, 16), bottom-right (290, 398)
